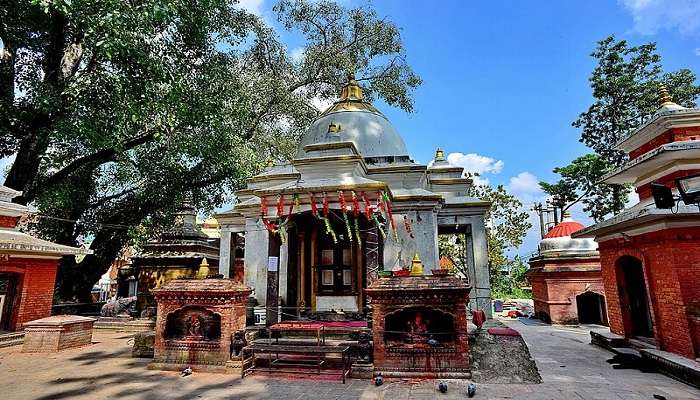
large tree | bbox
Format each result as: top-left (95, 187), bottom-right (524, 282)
top-left (0, 0), bottom-right (420, 301)
top-left (542, 36), bottom-right (700, 221)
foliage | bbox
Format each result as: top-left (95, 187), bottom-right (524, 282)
top-left (468, 181), bottom-right (531, 292)
top-left (0, 0), bottom-right (420, 301)
top-left (491, 257), bottom-right (530, 300)
top-left (542, 35), bottom-right (700, 221)
top-left (539, 154), bottom-right (627, 222)
top-left (574, 35), bottom-right (700, 167)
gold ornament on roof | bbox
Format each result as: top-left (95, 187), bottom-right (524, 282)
top-left (328, 122), bottom-right (341, 133)
top-left (318, 73), bottom-right (383, 117)
top-left (340, 73), bottom-right (364, 100)
top-left (435, 148), bottom-right (445, 162)
top-left (657, 84), bottom-right (676, 108)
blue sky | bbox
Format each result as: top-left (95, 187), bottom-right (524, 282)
top-left (3, 0), bottom-right (700, 255)
top-left (243, 0), bottom-right (700, 254)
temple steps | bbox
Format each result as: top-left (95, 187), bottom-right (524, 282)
top-left (0, 332), bottom-right (24, 348)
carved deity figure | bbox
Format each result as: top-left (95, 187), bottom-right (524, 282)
top-left (231, 330), bottom-right (247, 357)
top-left (186, 314), bottom-right (203, 337)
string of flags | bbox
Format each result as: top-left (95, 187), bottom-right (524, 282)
top-left (259, 190), bottom-right (412, 244)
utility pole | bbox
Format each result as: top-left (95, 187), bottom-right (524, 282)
top-left (532, 203), bottom-right (546, 239)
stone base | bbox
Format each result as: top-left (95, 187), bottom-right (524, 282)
top-left (589, 329), bottom-right (629, 351)
top-left (350, 362), bottom-right (373, 379)
top-left (640, 349), bottom-right (700, 389)
top-left (373, 368), bottom-right (472, 379)
top-left (95, 317), bottom-right (155, 332)
top-left (23, 315), bottom-right (95, 352)
top-left (132, 331), bottom-right (155, 358)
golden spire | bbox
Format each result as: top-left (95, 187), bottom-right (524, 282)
top-left (265, 159), bottom-right (275, 168)
top-left (435, 148), bottom-right (445, 162)
top-left (339, 73), bottom-right (364, 101)
top-left (410, 253), bottom-right (424, 276)
top-left (657, 84), bottom-right (676, 108)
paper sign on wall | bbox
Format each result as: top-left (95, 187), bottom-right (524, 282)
top-left (267, 256), bottom-right (279, 272)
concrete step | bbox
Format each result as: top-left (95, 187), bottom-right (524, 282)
top-left (590, 329), bottom-right (627, 350)
top-left (640, 349), bottom-right (700, 389)
top-left (0, 332), bottom-right (24, 348)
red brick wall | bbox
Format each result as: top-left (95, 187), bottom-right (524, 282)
top-left (527, 258), bottom-right (604, 325)
top-left (0, 257), bottom-right (59, 331)
top-left (628, 126), bottom-right (700, 160)
top-left (598, 227), bottom-right (700, 359)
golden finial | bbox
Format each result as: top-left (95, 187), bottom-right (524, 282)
top-left (196, 257), bottom-right (210, 279)
top-left (658, 84), bottom-right (675, 107)
top-left (410, 253), bottom-right (424, 276)
top-left (562, 210), bottom-right (572, 219)
top-left (339, 73), bottom-right (363, 101)
top-left (328, 122), bottom-right (341, 133)
top-left (435, 148), bottom-right (445, 162)
top-left (265, 159), bottom-right (275, 168)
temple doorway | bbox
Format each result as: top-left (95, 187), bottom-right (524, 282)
top-left (576, 291), bottom-right (607, 325)
top-left (0, 273), bottom-right (18, 331)
top-left (616, 256), bottom-right (653, 338)
top-left (284, 212), bottom-right (375, 315)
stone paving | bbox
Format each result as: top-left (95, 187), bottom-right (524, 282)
top-left (0, 320), bottom-right (698, 399)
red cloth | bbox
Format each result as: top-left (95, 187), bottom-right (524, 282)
top-left (472, 309), bottom-right (486, 329)
top-left (487, 327), bottom-right (521, 336)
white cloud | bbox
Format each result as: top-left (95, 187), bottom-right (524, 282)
top-left (620, 0), bottom-right (700, 35)
top-left (695, 48), bottom-right (700, 56)
top-left (446, 152), bottom-right (504, 175)
top-left (507, 172), bottom-right (542, 198)
top-left (235, 0), bottom-right (265, 16)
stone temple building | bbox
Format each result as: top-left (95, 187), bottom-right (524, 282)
top-left (217, 76), bottom-right (491, 321)
top-left (576, 87), bottom-right (700, 361)
top-left (527, 212), bottom-right (606, 325)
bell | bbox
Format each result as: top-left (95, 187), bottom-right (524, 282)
top-left (410, 254), bottom-right (424, 276)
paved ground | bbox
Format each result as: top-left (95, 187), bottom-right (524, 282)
top-left (0, 320), bottom-right (698, 399)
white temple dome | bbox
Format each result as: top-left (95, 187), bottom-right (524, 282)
top-left (538, 215), bottom-right (598, 257)
top-left (296, 76), bottom-right (410, 161)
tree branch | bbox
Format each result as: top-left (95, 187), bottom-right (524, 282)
top-left (39, 131), bottom-right (156, 196)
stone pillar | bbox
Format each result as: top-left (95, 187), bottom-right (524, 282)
top-left (244, 217), bottom-right (268, 304)
top-left (365, 224), bottom-right (380, 286)
top-left (278, 241), bottom-right (289, 314)
top-left (219, 229), bottom-right (232, 279)
top-left (470, 216), bottom-right (492, 318)
top-left (412, 210), bottom-right (439, 271)
top-left (266, 233), bottom-right (281, 325)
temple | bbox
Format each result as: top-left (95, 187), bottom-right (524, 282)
top-left (216, 76), bottom-right (491, 321)
top-left (576, 87), bottom-right (700, 361)
top-left (527, 212), bottom-right (606, 325)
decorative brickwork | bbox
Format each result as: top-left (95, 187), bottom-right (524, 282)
top-left (598, 227), bottom-right (700, 359)
top-left (150, 279), bottom-right (251, 372)
top-left (22, 315), bottom-right (95, 352)
top-left (365, 275), bottom-right (471, 378)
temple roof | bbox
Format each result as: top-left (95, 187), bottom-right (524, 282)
top-left (536, 215), bottom-right (598, 258)
top-left (296, 75), bottom-right (410, 160)
top-left (0, 229), bottom-right (91, 257)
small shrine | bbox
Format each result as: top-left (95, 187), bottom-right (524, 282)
top-left (131, 202), bottom-right (220, 311)
top-left (365, 270), bottom-right (472, 378)
top-left (527, 212), bottom-right (606, 325)
top-left (216, 75), bottom-right (491, 322)
top-left (0, 185), bottom-right (90, 332)
top-left (576, 87), bottom-right (700, 360)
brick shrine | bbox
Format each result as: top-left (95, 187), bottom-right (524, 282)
top-left (575, 87), bottom-right (700, 360)
top-left (150, 278), bottom-right (251, 372)
top-left (527, 213), bottom-right (607, 325)
top-left (365, 274), bottom-right (471, 378)
top-left (0, 185), bottom-right (90, 332)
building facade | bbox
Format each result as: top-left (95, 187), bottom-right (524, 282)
top-left (576, 88), bottom-right (700, 359)
top-left (217, 76), bottom-right (491, 321)
top-left (527, 214), bottom-right (606, 325)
